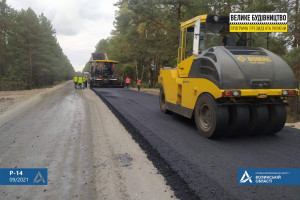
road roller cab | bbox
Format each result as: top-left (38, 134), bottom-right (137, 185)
top-left (158, 14), bottom-right (299, 138)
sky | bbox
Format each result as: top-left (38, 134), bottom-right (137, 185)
top-left (7, 0), bottom-right (119, 72)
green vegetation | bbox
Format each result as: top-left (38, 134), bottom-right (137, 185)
top-left (0, 0), bottom-right (74, 90)
top-left (84, 0), bottom-right (300, 88)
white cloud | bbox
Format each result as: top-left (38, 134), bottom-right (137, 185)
top-left (7, 0), bottom-right (118, 72)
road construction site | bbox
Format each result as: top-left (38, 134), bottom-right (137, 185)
top-left (0, 82), bottom-right (299, 199)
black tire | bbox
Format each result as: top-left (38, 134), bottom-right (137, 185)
top-left (247, 105), bottom-right (269, 135)
top-left (194, 93), bottom-right (229, 138)
top-left (226, 105), bottom-right (250, 137)
top-left (264, 104), bottom-right (287, 135)
top-left (159, 86), bottom-right (170, 114)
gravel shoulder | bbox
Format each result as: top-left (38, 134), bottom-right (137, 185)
top-left (83, 88), bottom-right (176, 200)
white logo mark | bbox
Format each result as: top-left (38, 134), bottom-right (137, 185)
top-left (240, 170), bottom-right (252, 183)
top-left (33, 171), bottom-right (45, 183)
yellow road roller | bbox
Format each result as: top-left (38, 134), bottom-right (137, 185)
top-left (158, 15), bottom-right (299, 138)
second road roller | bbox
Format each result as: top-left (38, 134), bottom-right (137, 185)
top-left (158, 15), bottom-right (299, 138)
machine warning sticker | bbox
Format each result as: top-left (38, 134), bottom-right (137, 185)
top-left (230, 13), bottom-right (287, 32)
top-left (237, 56), bottom-right (272, 64)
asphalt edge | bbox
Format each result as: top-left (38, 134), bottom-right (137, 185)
top-left (91, 88), bottom-right (200, 200)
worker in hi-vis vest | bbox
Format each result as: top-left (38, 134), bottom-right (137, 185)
top-left (137, 78), bottom-right (141, 91)
top-left (78, 76), bottom-right (83, 90)
top-left (125, 77), bottom-right (130, 89)
top-left (74, 75), bottom-right (78, 89)
top-left (82, 76), bottom-right (86, 89)
top-left (83, 76), bottom-right (88, 89)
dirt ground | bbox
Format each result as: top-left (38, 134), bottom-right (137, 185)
top-left (0, 82), bottom-right (176, 200)
top-left (130, 87), bottom-right (159, 95)
top-left (0, 88), bottom-right (50, 114)
top-left (285, 122), bottom-right (300, 129)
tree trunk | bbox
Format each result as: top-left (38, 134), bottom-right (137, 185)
top-left (0, 28), bottom-right (4, 75)
top-left (135, 61), bottom-right (138, 80)
top-left (141, 62), bottom-right (145, 81)
top-left (29, 32), bottom-right (32, 89)
top-left (0, 0), bottom-right (7, 75)
top-left (177, 1), bottom-right (182, 20)
top-left (293, 0), bottom-right (299, 47)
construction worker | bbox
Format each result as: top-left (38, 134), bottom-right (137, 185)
top-left (125, 77), bottom-right (130, 89)
top-left (220, 26), bottom-right (236, 46)
top-left (84, 76), bottom-right (88, 88)
top-left (82, 76), bottom-right (86, 89)
top-left (78, 76), bottom-right (83, 90)
top-left (137, 78), bottom-right (141, 91)
top-left (74, 75), bottom-right (78, 89)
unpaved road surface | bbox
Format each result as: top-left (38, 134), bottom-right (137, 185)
top-left (0, 87), bottom-right (55, 115)
top-left (0, 82), bottom-right (175, 200)
top-left (0, 82), bottom-right (96, 199)
top-left (93, 88), bottom-right (300, 200)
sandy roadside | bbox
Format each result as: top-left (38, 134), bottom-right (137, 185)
top-left (0, 81), bottom-right (70, 127)
top-left (83, 88), bottom-right (177, 200)
top-left (0, 88), bottom-right (48, 114)
top-left (130, 87), bottom-right (159, 95)
top-left (285, 122), bottom-right (300, 129)
top-left (0, 82), bottom-right (68, 115)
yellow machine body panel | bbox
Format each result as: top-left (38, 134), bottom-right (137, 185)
top-left (159, 68), bottom-right (223, 110)
top-left (177, 55), bottom-right (195, 78)
top-left (180, 15), bottom-right (207, 29)
top-left (181, 79), bottom-right (222, 109)
top-left (158, 69), bottom-right (180, 105)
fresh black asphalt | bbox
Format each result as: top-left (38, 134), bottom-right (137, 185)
top-left (93, 88), bottom-right (300, 200)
